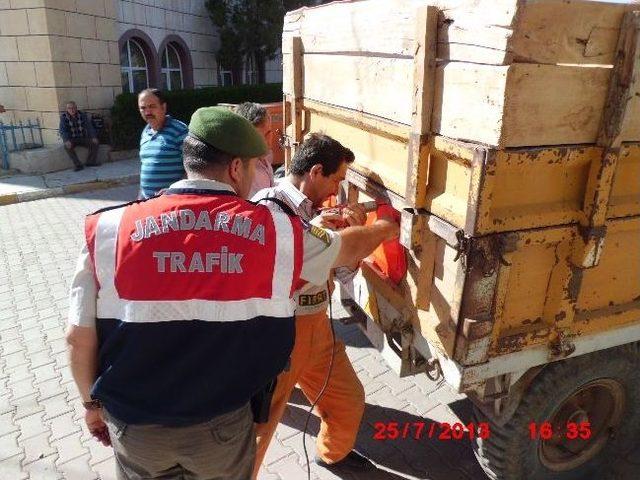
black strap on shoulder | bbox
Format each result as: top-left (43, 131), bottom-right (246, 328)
top-left (163, 188), bottom-right (238, 197)
top-left (88, 195), bottom-right (156, 217)
top-left (252, 196), bottom-right (297, 218)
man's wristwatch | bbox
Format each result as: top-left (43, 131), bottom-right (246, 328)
top-left (82, 399), bottom-right (102, 410)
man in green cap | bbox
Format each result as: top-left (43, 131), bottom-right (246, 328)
top-left (66, 107), bottom-right (399, 479)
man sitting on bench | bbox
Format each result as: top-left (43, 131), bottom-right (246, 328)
top-left (59, 101), bottom-right (100, 171)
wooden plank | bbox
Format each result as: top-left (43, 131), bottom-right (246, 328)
top-left (502, 63), bottom-right (623, 147)
top-left (283, 0), bottom-right (420, 57)
top-left (284, 0), bottom-right (635, 65)
top-left (405, 6), bottom-right (438, 209)
top-left (301, 54), bottom-right (414, 125)
top-left (508, 0), bottom-right (633, 65)
top-left (283, 36), bottom-right (303, 162)
top-left (432, 62), bottom-right (508, 146)
top-left (298, 54), bottom-right (639, 148)
top-left (598, 10), bottom-right (640, 149)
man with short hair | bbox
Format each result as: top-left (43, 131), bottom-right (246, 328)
top-left (234, 102), bottom-right (274, 197)
top-left (66, 109), bottom-right (399, 480)
top-left (138, 88), bottom-right (188, 199)
top-left (252, 133), bottom-right (376, 476)
top-left (59, 101), bottom-right (99, 172)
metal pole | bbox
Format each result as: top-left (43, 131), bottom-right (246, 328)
top-left (37, 118), bottom-right (43, 146)
top-left (0, 123), bottom-right (9, 170)
top-left (19, 120), bottom-right (25, 148)
top-left (10, 121), bottom-right (17, 151)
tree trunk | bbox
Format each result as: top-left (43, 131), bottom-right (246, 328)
top-left (256, 52), bottom-right (266, 84)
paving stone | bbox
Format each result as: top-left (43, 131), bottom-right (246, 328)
top-left (13, 394), bottom-right (45, 420)
top-left (58, 453), bottom-right (98, 480)
top-left (83, 437), bottom-right (114, 467)
top-left (15, 411), bottom-right (49, 440)
top-left (355, 354), bottom-right (392, 378)
top-left (0, 454), bottom-right (29, 480)
top-left (0, 432), bottom-right (23, 460)
top-left (256, 470), bottom-right (281, 480)
top-left (51, 434), bottom-right (88, 465)
top-left (33, 364), bottom-right (59, 385)
top-left (372, 370), bottom-right (415, 395)
top-left (41, 394), bottom-right (74, 420)
top-left (267, 454), bottom-right (319, 480)
top-left (395, 385), bottom-right (442, 417)
top-left (0, 412), bottom-right (19, 437)
top-left (91, 457), bottom-right (118, 480)
top-left (49, 413), bottom-right (81, 441)
top-left (21, 431), bottom-right (56, 465)
top-left (263, 435), bottom-right (296, 466)
top-left (0, 395), bottom-right (14, 415)
top-left (38, 378), bottom-right (68, 402)
top-left (8, 377), bottom-right (36, 400)
top-left (6, 364), bottom-right (33, 386)
top-left (22, 454), bottom-right (62, 479)
top-left (1, 339), bottom-right (24, 356)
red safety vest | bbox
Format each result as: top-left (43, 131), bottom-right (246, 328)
top-left (83, 188), bottom-right (304, 425)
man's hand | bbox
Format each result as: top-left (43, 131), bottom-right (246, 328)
top-left (64, 140), bottom-right (73, 149)
top-left (316, 203), bottom-right (367, 230)
top-left (85, 409), bottom-right (111, 446)
top-left (91, 138), bottom-right (99, 145)
top-left (341, 203), bottom-right (367, 226)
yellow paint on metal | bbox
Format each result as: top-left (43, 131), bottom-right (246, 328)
top-left (577, 216), bottom-right (640, 312)
top-left (423, 147), bottom-right (474, 229)
top-left (608, 143), bottom-right (640, 218)
top-left (487, 217), bottom-right (640, 357)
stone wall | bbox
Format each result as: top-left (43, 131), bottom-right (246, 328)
top-left (0, 0), bottom-right (121, 145)
top-left (117, 0), bottom-right (218, 88)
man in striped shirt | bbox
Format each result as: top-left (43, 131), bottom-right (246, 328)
top-left (138, 88), bottom-right (188, 199)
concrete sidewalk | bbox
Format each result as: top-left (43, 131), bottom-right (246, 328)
top-left (0, 158), bottom-right (140, 206)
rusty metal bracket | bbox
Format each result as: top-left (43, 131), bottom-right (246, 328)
top-left (454, 232), bottom-right (512, 276)
top-left (549, 330), bottom-right (576, 360)
top-left (453, 230), bottom-right (471, 263)
top-left (425, 357), bottom-right (443, 382)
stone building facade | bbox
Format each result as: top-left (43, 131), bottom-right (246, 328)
top-left (0, 0), bottom-right (280, 148)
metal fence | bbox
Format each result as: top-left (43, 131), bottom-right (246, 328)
top-left (0, 119), bottom-right (44, 170)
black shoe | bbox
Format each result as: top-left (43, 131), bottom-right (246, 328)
top-left (314, 450), bottom-right (376, 472)
top-left (74, 165), bottom-right (84, 171)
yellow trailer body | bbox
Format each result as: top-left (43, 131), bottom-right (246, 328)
top-left (282, 2), bottom-right (640, 478)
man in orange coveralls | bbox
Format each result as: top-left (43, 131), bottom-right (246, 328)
top-left (252, 133), bottom-right (375, 475)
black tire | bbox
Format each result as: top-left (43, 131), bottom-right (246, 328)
top-left (472, 343), bottom-right (640, 480)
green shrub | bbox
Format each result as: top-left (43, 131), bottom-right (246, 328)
top-left (110, 83), bottom-right (283, 150)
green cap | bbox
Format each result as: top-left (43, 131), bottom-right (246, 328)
top-left (188, 106), bottom-right (267, 158)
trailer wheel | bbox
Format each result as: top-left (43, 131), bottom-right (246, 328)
top-left (472, 343), bottom-right (640, 480)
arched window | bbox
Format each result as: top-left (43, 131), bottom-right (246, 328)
top-left (161, 43), bottom-right (184, 91)
top-left (120, 39), bottom-right (149, 93)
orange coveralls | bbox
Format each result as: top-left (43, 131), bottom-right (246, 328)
top-left (253, 308), bottom-right (365, 476)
